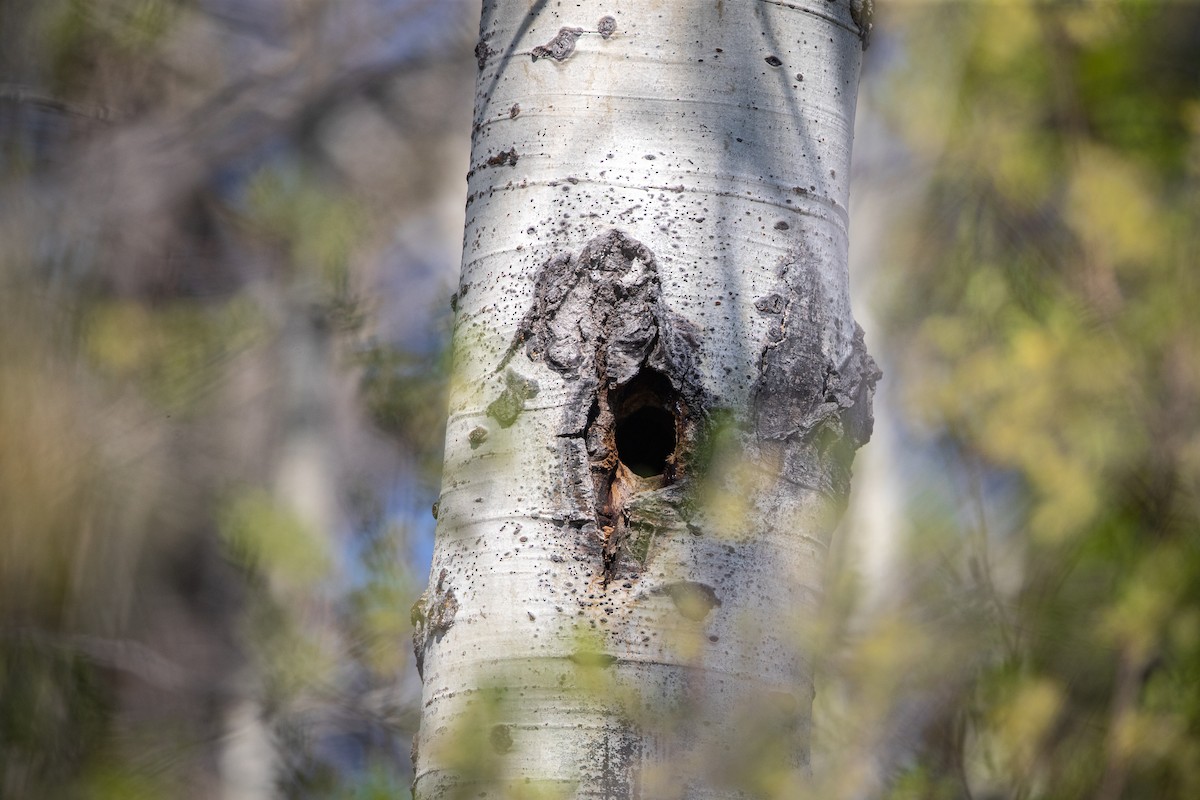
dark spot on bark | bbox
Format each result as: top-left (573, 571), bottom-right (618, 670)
top-left (598, 16), bottom-right (617, 38)
top-left (655, 581), bottom-right (721, 621)
top-left (532, 27), bottom-right (584, 62)
top-left (486, 148), bottom-right (519, 168)
top-left (764, 55), bottom-right (782, 67)
top-left (469, 426), bottom-right (489, 448)
top-left (851, 0), bottom-right (874, 49)
top-left (474, 40), bottom-right (493, 70)
top-left (487, 369), bottom-right (539, 428)
top-left (411, 568), bottom-right (458, 680)
top-left (490, 725), bottom-right (514, 754)
top-left (774, 221), bottom-right (790, 231)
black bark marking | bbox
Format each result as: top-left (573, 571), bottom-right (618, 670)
top-left (576, 722), bottom-right (638, 800)
top-left (486, 148), bottom-right (519, 167)
top-left (654, 581), bottom-right (722, 621)
top-left (468, 426), bottom-right (489, 448)
top-left (487, 369), bottom-right (539, 428)
top-left (501, 229), bottom-right (707, 584)
top-left (751, 250), bottom-right (880, 497)
top-left (531, 27), bottom-right (583, 62)
top-left (411, 568), bottom-right (458, 680)
top-left (474, 40), bottom-right (494, 70)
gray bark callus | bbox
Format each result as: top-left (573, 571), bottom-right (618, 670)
top-left (752, 249), bottom-right (881, 499)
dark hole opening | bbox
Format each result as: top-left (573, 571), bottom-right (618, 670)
top-left (615, 406), bottom-right (676, 478)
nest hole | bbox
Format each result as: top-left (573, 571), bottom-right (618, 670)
top-left (613, 370), bottom-right (678, 479)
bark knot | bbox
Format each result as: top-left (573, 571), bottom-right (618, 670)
top-left (532, 27), bottom-right (584, 62)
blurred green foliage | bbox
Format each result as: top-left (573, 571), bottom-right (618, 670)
top-left (1, 0), bottom-right (465, 796)
top-left (84, 297), bottom-right (268, 414)
top-left (839, 2), bottom-right (1200, 798)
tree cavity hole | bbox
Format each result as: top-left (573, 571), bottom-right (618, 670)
top-left (613, 371), bottom-right (677, 479)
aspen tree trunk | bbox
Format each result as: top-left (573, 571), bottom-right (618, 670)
top-left (411, 1), bottom-right (877, 797)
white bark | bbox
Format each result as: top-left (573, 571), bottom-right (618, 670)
top-left (412, 1), bottom-right (876, 796)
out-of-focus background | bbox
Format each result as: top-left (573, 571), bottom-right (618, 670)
top-left (1, 1), bottom-right (1198, 798)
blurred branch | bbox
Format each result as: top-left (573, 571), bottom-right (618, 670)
top-left (2, 627), bottom-right (187, 690)
top-left (0, 84), bottom-right (114, 121)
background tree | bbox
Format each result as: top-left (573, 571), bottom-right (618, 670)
top-left (411, 1), bottom-right (877, 796)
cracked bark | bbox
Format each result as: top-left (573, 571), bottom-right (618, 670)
top-left (413, 1), bottom-right (875, 797)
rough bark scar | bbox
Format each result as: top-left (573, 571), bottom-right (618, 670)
top-left (531, 27), bottom-right (583, 62)
top-left (530, 19), bottom-right (617, 63)
top-left (411, 568), bottom-right (458, 680)
top-left (498, 229), bottom-right (706, 583)
top-left (751, 250), bottom-right (881, 498)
